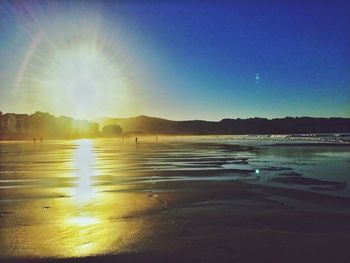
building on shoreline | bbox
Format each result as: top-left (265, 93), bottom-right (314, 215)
top-left (1, 113), bottom-right (17, 132)
top-left (0, 111), bottom-right (99, 139)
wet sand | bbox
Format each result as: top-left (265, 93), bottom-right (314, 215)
top-left (1, 138), bottom-right (350, 262)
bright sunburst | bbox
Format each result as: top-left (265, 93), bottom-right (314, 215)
top-left (11, 2), bottom-right (140, 120)
top-left (40, 43), bottom-right (129, 119)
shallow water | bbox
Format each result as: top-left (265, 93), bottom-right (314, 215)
top-left (0, 137), bottom-right (349, 259)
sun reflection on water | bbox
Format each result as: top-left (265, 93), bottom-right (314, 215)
top-left (66, 139), bottom-right (102, 256)
top-left (0, 139), bottom-right (149, 259)
top-left (68, 215), bottom-right (99, 227)
top-left (63, 139), bottom-right (147, 257)
top-left (73, 139), bottom-right (97, 204)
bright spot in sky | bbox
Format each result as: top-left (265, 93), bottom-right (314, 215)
top-left (10, 3), bottom-right (141, 120)
top-left (41, 44), bottom-right (128, 119)
top-left (255, 73), bottom-right (260, 83)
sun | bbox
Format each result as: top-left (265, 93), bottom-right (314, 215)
top-left (11, 4), bottom-right (141, 120)
top-left (38, 43), bottom-right (130, 120)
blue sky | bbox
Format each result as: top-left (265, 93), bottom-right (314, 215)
top-left (0, 0), bottom-right (349, 120)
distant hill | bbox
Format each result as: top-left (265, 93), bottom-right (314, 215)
top-left (1, 110), bottom-right (349, 140)
top-left (97, 116), bottom-right (350, 135)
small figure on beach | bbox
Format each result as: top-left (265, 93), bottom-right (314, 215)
top-left (135, 136), bottom-right (138, 144)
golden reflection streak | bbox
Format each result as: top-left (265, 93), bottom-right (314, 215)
top-left (0, 139), bottom-right (152, 258)
top-left (63, 139), bottom-right (148, 258)
top-left (73, 139), bottom-right (97, 204)
top-left (65, 139), bottom-right (102, 256)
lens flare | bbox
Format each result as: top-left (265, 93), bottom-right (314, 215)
top-left (9, 2), bottom-right (140, 119)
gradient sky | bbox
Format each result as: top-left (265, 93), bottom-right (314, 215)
top-left (0, 0), bottom-right (349, 120)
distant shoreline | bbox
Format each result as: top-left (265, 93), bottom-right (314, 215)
top-left (1, 134), bottom-right (349, 146)
top-left (1, 111), bottom-right (350, 140)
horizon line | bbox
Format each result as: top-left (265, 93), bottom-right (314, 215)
top-left (1, 110), bottom-right (350, 123)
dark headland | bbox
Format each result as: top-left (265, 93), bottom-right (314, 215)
top-left (0, 110), bottom-right (349, 140)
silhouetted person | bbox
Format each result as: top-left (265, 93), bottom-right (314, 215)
top-left (156, 136), bottom-right (158, 143)
top-left (135, 137), bottom-right (138, 144)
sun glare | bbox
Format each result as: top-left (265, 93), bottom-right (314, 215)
top-left (41, 44), bottom-right (128, 119)
top-left (11, 3), bottom-right (141, 120)
top-left (68, 216), bottom-right (99, 227)
top-left (73, 139), bottom-right (97, 204)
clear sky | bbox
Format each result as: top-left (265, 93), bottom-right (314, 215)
top-left (0, 0), bottom-right (349, 120)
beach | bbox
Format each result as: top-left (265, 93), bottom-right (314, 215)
top-left (1, 137), bottom-right (350, 262)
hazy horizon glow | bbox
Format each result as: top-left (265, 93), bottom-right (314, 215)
top-left (0, 1), bottom-right (349, 120)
